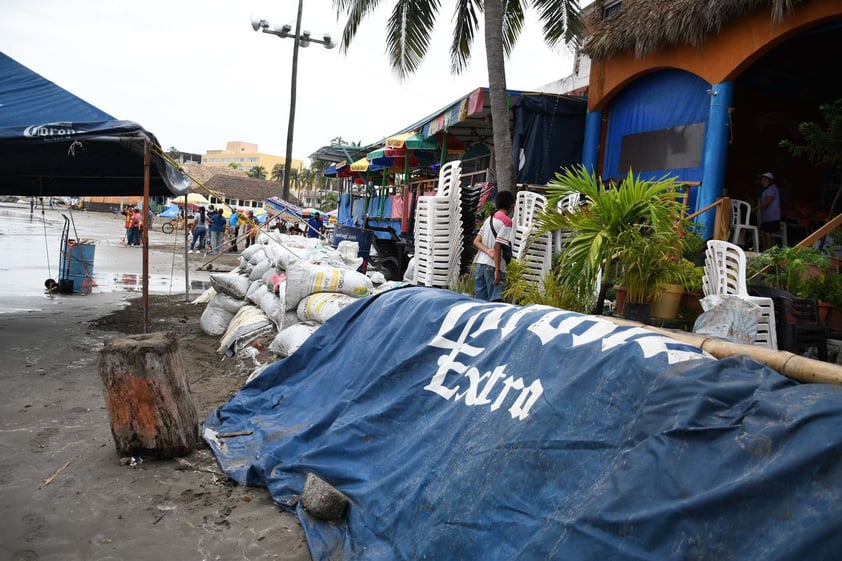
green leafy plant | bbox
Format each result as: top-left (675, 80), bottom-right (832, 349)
top-left (780, 98), bottom-right (842, 213)
top-left (616, 228), bottom-right (692, 303)
top-left (503, 258), bottom-right (587, 311)
top-left (450, 267), bottom-right (476, 297)
top-left (536, 166), bottom-right (699, 308)
top-left (748, 245), bottom-right (831, 297)
top-left (802, 272), bottom-right (842, 309)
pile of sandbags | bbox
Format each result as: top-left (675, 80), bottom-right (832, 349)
top-left (197, 231), bottom-right (405, 360)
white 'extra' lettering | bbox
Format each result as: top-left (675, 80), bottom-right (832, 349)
top-left (423, 303), bottom-right (708, 420)
top-left (423, 303), bottom-right (543, 421)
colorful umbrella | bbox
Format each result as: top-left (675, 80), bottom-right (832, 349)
top-left (173, 192), bottom-right (211, 206)
top-left (384, 131), bottom-right (437, 151)
top-left (350, 157), bottom-right (385, 173)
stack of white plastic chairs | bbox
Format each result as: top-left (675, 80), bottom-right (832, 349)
top-left (414, 160), bottom-right (463, 287)
top-left (511, 191), bottom-right (552, 287)
top-left (702, 239), bottom-right (778, 349)
top-left (553, 191), bottom-right (581, 256)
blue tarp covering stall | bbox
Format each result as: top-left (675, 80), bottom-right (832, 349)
top-left (206, 287), bottom-right (842, 561)
top-left (0, 51), bottom-right (186, 197)
top-left (602, 69), bottom-right (711, 213)
top-left (512, 94), bottom-right (586, 185)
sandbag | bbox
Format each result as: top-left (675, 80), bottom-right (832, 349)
top-left (693, 295), bottom-right (762, 344)
top-left (200, 304), bottom-right (234, 337)
top-left (297, 293), bottom-right (359, 323)
top-left (241, 244), bottom-right (265, 263)
top-left (217, 306), bottom-right (275, 357)
top-left (374, 281), bottom-right (409, 294)
top-left (262, 267), bottom-right (278, 289)
top-left (250, 260), bottom-right (272, 282)
top-left (191, 286), bottom-right (217, 305)
top-left (210, 271), bottom-right (251, 300)
top-left (285, 261), bottom-right (374, 311)
top-left (209, 292), bottom-right (248, 315)
top-left (246, 282), bottom-right (285, 328)
top-left (268, 244), bottom-right (302, 271)
top-left (268, 321), bottom-right (320, 357)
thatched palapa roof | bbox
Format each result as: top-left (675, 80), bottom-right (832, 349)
top-left (583, 0), bottom-right (803, 59)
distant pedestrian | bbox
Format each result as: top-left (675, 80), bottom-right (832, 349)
top-left (208, 209), bottom-right (226, 254)
top-left (121, 208), bottom-right (133, 246)
top-left (129, 207), bottom-right (143, 246)
top-left (190, 207), bottom-right (208, 254)
top-left (307, 212), bottom-right (321, 238)
top-left (228, 209), bottom-right (240, 252)
top-left (244, 211), bottom-right (258, 248)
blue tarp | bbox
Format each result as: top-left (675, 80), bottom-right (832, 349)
top-left (158, 205), bottom-right (180, 218)
top-left (603, 69), bottom-right (710, 186)
top-left (512, 95), bottom-right (586, 185)
top-left (205, 287), bottom-right (842, 561)
top-left (0, 51), bottom-right (186, 197)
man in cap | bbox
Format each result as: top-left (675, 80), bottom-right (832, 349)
top-left (757, 171), bottom-right (780, 250)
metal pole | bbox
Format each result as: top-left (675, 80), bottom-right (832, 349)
top-left (283, 0), bottom-right (304, 201)
top-left (184, 193), bottom-right (189, 301)
top-left (142, 140), bottom-right (151, 334)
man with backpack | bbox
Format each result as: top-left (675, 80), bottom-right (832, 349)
top-left (472, 190), bottom-right (515, 302)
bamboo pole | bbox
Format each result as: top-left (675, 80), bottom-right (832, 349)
top-left (796, 211), bottom-right (842, 249)
top-left (606, 315), bottom-right (842, 386)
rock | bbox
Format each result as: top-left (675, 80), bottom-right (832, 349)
top-left (300, 473), bottom-right (348, 521)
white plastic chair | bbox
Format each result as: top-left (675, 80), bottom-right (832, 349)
top-left (702, 240), bottom-right (777, 349)
top-left (729, 199), bottom-right (760, 252)
top-left (511, 191), bottom-right (552, 287)
top-left (553, 192), bottom-right (581, 255)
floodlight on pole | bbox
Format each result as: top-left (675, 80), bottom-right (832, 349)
top-left (250, 2), bottom-right (335, 202)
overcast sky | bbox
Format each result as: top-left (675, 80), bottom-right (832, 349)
top-left (0, 0), bottom-right (578, 164)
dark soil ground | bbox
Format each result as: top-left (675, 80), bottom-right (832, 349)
top-left (1, 292), bottom-right (311, 561)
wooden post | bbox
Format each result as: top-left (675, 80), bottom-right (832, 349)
top-left (98, 332), bottom-right (198, 459)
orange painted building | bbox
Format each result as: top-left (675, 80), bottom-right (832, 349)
top-left (582, 0), bottom-right (842, 238)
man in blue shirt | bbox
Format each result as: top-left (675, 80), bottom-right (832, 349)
top-left (307, 212), bottom-right (322, 239)
top-left (209, 209), bottom-right (227, 254)
top-left (228, 209), bottom-right (240, 252)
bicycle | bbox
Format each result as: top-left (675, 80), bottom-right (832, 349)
top-left (161, 217), bottom-right (191, 234)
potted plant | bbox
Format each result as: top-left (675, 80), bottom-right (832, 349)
top-left (802, 272), bottom-right (842, 328)
top-left (747, 245), bottom-right (831, 297)
top-left (536, 166), bottom-right (697, 319)
top-left (618, 227), bottom-right (693, 322)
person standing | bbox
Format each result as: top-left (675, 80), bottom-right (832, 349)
top-left (129, 207), bottom-right (143, 246)
top-left (122, 207), bottom-right (133, 246)
top-left (244, 210), bottom-right (258, 248)
top-left (228, 209), bottom-right (240, 252)
top-left (208, 209), bottom-right (227, 254)
top-left (307, 212), bottom-right (322, 239)
top-left (472, 191), bottom-right (515, 302)
top-left (190, 207), bottom-right (208, 254)
top-left (757, 171), bottom-right (781, 250)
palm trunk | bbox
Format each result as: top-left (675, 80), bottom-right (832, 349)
top-left (484, 0), bottom-right (516, 193)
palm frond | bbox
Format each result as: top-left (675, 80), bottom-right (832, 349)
top-left (334, 0), bottom-right (384, 53)
top-left (501, 0), bottom-right (526, 58)
top-left (450, 0), bottom-right (481, 74)
top-left (532, 0), bottom-right (583, 49)
top-left (386, 0), bottom-right (442, 79)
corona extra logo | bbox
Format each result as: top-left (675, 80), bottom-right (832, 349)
top-left (23, 123), bottom-right (84, 138)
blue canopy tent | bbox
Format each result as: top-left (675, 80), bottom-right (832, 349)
top-left (0, 52), bottom-right (187, 198)
top-left (0, 51), bottom-right (188, 330)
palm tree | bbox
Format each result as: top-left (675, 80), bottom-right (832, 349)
top-left (271, 163), bottom-right (286, 183)
top-left (248, 165), bottom-right (267, 180)
top-left (333, 0), bottom-right (582, 192)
